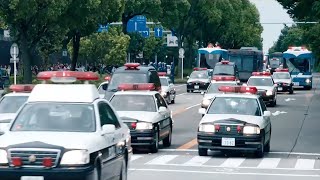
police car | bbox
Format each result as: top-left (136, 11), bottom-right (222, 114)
top-left (197, 86), bottom-right (272, 157)
top-left (158, 72), bottom-right (176, 104)
top-left (109, 83), bottom-right (173, 153)
top-left (247, 72), bottom-right (277, 107)
top-left (187, 68), bottom-right (211, 92)
top-left (272, 69), bottom-right (294, 94)
top-left (211, 60), bottom-right (239, 82)
top-left (0, 71), bottom-right (131, 180)
top-left (201, 78), bottom-right (239, 109)
top-left (0, 85), bottom-right (34, 131)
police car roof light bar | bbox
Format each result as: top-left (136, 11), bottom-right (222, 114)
top-left (252, 72), bottom-right (271, 76)
top-left (221, 60), bottom-right (229, 64)
top-left (193, 68), bottom-right (207, 71)
top-left (37, 71), bottom-right (99, 84)
top-left (118, 83), bottom-right (156, 91)
top-left (212, 76), bottom-right (236, 81)
top-left (9, 84), bottom-right (35, 92)
top-left (124, 63), bottom-right (140, 70)
top-left (275, 68), bottom-right (289, 72)
top-left (218, 85), bottom-right (257, 94)
top-left (158, 72), bottom-right (167, 76)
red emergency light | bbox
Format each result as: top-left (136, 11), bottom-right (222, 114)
top-left (124, 63), bottom-right (140, 70)
top-left (252, 72), bottom-right (271, 76)
top-left (218, 86), bottom-right (257, 94)
top-left (11, 157), bottom-right (22, 167)
top-left (42, 157), bottom-right (53, 168)
top-left (158, 72), bottom-right (167, 76)
top-left (118, 83), bottom-right (156, 91)
top-left (9, 84), bottom-right (35, 92)
top-left (37, 71), bottom-right (99, 83)
top-left (212, 76), bottom-right (236, 81)
top-left (220, 60), bottom-right (230, 64)
top-left (275, 68), bottom-right (289, 72)
top-left (104, 75), bottom-right (111, 81)
top-left (193, 68), bottom-right (207, 71)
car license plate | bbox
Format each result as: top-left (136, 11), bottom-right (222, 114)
top-left (194, 85), bottom-right (199, 89)
top-left (278, 87), bottom-right (283, 91)
top-left (221, 138), bottom-right (235, 146)
top-left (21, 177), bottom-right (44, 180)
top-left (293, 82), bottom-right (299, 86)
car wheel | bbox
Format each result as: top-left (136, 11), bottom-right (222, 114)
top-left (289, 88), bottom-right (294, 94)
top-left (255, 136), bottom-right (265, 158)
top-left (191, 90), bottom-right (194, 93)
top-left (119, 159), bottom-right (127, 180)
top-left (150, 130), bottom-right (159, 153)
top-left (163, 126), bottom-right (172, 147)
top-left (198, 147), bottom-right (208, 156)
top-left (166, 93), bottom-right (171, 104)
top-left (187, 90), bottom-right (190, 93)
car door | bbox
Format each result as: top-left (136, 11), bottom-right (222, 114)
top-left (168, 79), bottom-right (175, 96)
top-left (258, 97), bottom-right (271, 142)
top-left (98, 101), bottom-right (124, 180)
top-left (155, 94), bottom-right (171, 140)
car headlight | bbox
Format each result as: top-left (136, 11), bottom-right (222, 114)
top-left (243, 126), bottom-right (260, 134)
top-left (136, 122), bottom-right (153, 130)
top-left (60, 150), bottom-right (90, 165)
top-left (266, 90), bottom-right (273, 96)
top-left (306, 79), bottom-right (311, 83)
top-left (161, 91), bottom-right (167, 97)
top-left (199, 124), bottom-right (215, 133)
top-left (201, 99), bottom-right (211, 107)
top-left (0, 149), bottom-right (8, 164)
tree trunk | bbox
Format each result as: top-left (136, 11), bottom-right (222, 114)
top-left (71, 31), bottom-right (81, 71)
top-left (121, 14), bottom-right (128, 34)
top-left (20, 33), bottom-right (32, 83)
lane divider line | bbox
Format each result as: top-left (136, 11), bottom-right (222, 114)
top-left (185, 103), bottom-right (201, 110)
top-left (177, 138), bottom-right (197, 149)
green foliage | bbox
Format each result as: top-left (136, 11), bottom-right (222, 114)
top-left (127, 33), bottom-right (145, 59)
top-left (77, 28), bottom-right (130, 65)
top-left (143, 37), bottom-right (163, 60)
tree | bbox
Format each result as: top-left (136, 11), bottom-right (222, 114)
top-left (0, 0), bottom-right (71, 83)
top-left (127, 33), bottom-right (145, 61)
top-left (142, 36), bottom-right (163, 61)
top-left (62, 0), bottom-right (125, 70)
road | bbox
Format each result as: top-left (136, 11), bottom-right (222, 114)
top-left (128, 75), bottom-right (320, 180)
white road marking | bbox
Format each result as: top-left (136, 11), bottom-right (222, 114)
top-left (146, 155), bottom-right (178, 165)
top-left (129, 168), bottom-right (320, 177)
top-left (176, 93), bottom-right (187, 96)
top-left (285, 98), bottom-right (296, 102)
top-left (174, 84), bottom-right (186, 88)
top-left (272, 111), bottom-right (287, 116)
top-left (220, 158), bottom-right (245, 168)
top-left (257, 158), bottom-right (281, 169)
top-left (295, 159), bottom-right (315, 169)
top-left (185, 103), bottom-right (201, 110)
top-left (131, 155), bottom-right (143, 162)
top-left (183, 156), bottom-right (211, 166)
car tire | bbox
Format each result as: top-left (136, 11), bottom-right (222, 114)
top-left (198, 147), bottom-right (208, 156)
top-left (150, 130), bottom-right (159, 153)
top-left (289, 88), bottom-right (294, 94)
top-left (163, 126), bottom-right (172, 147)
top-left (187, 90), bottom-right (190, 93)
top-left (171, 99), bottom-right (175, 104)
top-left (166, 93), bottom-right (171, 104)
top-left (119, 159), bottom-right (127, 180)
top-left (255, 136), bottom-right (265, 158)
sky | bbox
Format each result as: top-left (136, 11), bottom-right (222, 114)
top-left (249, 0), bottom-right (293, 53)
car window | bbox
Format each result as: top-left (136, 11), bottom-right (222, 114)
top-left (107, 73), bottom-right (148, 90)
top-left (110, 95), bottom-right (156, 112)
top-left (273, 73), bottom-right (290, 79)
top-left (150, 70), bottom-right (161, 88)
top-left (259, 97), bottom-right (267, 112)
top-left (155, 94), bottom-right (167, 108)
top-left (247, 78), bottom-right (274, 86)
top-left (190, 71), bottom-right (209, 79)
top-left (213, 65), bottom-right (235, 76)
top-left (98, 102), bottom-right (121, 129)
top-left (207, 82), bottom-right (237, 93)
top-left (0, 96), bottom-right (29, 113)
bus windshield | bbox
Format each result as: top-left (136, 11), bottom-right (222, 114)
top-left (242, 56), bottom-right (254, 71)
top-left (286, 58), bottom-right (311, 73)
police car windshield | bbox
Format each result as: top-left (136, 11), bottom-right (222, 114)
top-left (108, 73), bottom-right (148, 90)
top-left (160, 78), bottom-right (168, 86)
top-left (273, 73), bottom-right (290, 79)
top-left (110, 95), bottom-right (156, 112)
top-left (270, 59), bottom-right (280, 68)
top-left (213, 65), bottom-right (235, 75)
top-left (208, 97), bottom-right (261, 116)
top-left (248, 78), bottom-right (273, 86)
top-left (207, 83), bottom-right (237, 93)
top-left (11, 103), bottom-right (96, 132)
top-left (190, 71), bottom-right (208, 79)
top-left (0, 96), bottom-right (28, 113)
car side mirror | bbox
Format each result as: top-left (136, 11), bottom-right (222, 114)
top-left (263, 111), bottom-right (271, 117)
top-left (159, 106), bottom-right (167, 114)
top-left (101, 124), bottom-right (116, 135)
top-left (198, 108), bottom-right (206, 115)
top-left (187, 76), bottom-right (190, 79)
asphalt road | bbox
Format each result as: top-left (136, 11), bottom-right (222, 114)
top-left (129, 76), bottom-right (320, 180)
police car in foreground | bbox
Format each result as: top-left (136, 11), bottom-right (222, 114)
top-left (272, 68), bottom-right (294, 94)
top-left (0, 85), bottom-right (33, 131)
top-left (158, 72), bottom-right (176, 104)
top-left (201, 77), bottom-right (238, 109)
top-left (0, 71), bottom-right (131, 180)
top-left (247, 72), bottom-right (277, 107)
top-left (110, 83), bottom-right (173, 153)
top-left (198, 86), bottom-right (272, 157)
top-left (187, 68), bottom-right (211, 92)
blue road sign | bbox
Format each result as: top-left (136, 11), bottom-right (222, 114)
top-left (154, 27), bottom-right (163, 38)
top-left (98, 24), bottom-right (108, 32)
top-left (127, 15), bottom-right (147, 32)
top-left (139, 28), bottom-right (150, 38)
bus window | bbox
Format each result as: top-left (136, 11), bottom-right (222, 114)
top-left (242, 56), bottom-right (254, 71)
top-left (229, 55), bottom-right (241, 69)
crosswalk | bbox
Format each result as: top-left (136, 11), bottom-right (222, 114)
top-left (130, 154), bottom-right (320, 170)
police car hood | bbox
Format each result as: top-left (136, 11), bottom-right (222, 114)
top-left (253, 86), bottom-right (274, 91)
top-left (118, 111), bottom-right (158, 123)
top-left (187, 78), bottom-right (209, 83)
top-left (273, 79), bottom-right (291, 84)
top-left (0, 132), bottom-right (103, 151)
top-left (0, 113), bottom-right (16, 122)
top-left (161, 86), bottom-right (170, 91)
top-left (201, 114), bottom-right (264, 127)
top-left (203, 93), bottom-right (219, 100)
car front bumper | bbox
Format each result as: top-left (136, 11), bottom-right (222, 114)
top-left (276, 85), bottom-right (293, 92)
top-left (0, 165), bottom-right (95, 180)
top-left (130, 129), bottom-right (156, 146)
top-left (261, 94), bottom-right (275, 103)
top-left (187, 83), bottom-right (209, 91)
top-left (197, 133), bottom-right (263, 151)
